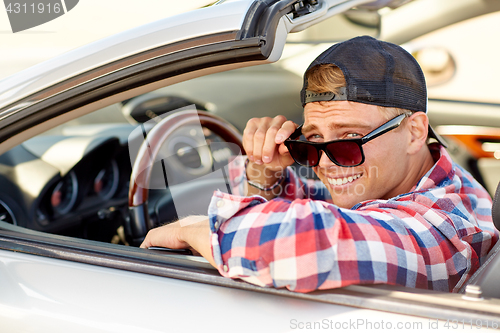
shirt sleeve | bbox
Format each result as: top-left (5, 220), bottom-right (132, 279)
top-left (207, 190), bottom-right (496, 293)
top-left (228, 155), bottom-right (331, 201)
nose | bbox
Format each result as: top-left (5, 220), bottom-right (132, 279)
top-left (317, 149), bottom-right (337, 168)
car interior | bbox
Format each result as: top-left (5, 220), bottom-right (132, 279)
top-left (0, 64), bottom-right (304, 245)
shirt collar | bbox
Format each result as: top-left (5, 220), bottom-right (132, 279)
top-left (412, 143), bottom-right (453, 192)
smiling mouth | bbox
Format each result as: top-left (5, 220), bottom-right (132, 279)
top-left (326, 173), bottom-right (362, 186)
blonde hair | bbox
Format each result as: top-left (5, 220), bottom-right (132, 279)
top-left (306, 64), bottom-right (410, 120)
top-left (306, 64), bottom-right (345, 94)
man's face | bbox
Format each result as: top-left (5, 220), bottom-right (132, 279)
top-left (303, 101), bottom-right (411, 208)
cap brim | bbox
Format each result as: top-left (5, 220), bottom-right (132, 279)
top-left (428, 124), bottom-right (447, 148)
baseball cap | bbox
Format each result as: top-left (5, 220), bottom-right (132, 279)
top-left (300, 35), bottom-right (446, 147)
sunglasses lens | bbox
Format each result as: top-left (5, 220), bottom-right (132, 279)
top-left (288, 142), bottom-right (320, 166)
top-left (326, 141), bottom-right (362, 166)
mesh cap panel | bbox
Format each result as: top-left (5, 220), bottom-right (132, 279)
top-left (300, 36), bottom-right (427, 112)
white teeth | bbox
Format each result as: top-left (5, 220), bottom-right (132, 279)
top-left (327, 174), bottom-right (361, 186)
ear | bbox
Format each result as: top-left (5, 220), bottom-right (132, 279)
top-left (406, 112), bottom-right (429, 155)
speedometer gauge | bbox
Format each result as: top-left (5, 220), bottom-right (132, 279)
top-left (51, 171), bottom-right (78, 215)
top-left (93, 159), bottom-right (119, 200)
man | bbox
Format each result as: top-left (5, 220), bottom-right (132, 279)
top-left (141, 36), bottom-right (498, 293)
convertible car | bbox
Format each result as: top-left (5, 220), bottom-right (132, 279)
top-left (1, 0), bottom-right (500, 331)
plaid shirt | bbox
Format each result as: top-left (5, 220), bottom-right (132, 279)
top-left (208, 144), bottom-right (498, 293)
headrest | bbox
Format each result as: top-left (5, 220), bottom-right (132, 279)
top-left (491, 181), bottom-right (500, 231)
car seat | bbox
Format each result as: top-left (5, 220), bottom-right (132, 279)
top-left (458, 182), bottom-right (500, 298)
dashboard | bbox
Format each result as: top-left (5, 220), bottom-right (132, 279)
top-left (0, 128), bottom-right (132, 241)
top-left (0, 118), bottom-right (239, 243)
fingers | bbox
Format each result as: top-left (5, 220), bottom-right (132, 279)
top-left (276, 120), bottom-right (297, 144)
top-left (243, 116), bottom-right (296, 165)
top-left (140, 229), bottom-right (155, 248)
top-left (140, 226), bottom-right (163, 248)
top-left (253, 117), bottom-right (277, 164)
top-left (242, 118), bottom-right (259, 162)
top-left (140, 237), bottom-right (149, 249)
top-left (139, 221), bottom-right (188, 249)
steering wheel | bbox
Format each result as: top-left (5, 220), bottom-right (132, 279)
top-left (128, 110), bottom-right (244, 245)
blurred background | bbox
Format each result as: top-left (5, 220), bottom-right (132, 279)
top-left (1, 1), bottom-right (499, 103)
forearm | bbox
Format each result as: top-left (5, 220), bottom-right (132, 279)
top-left (179, 218), bottom-right (216, 268)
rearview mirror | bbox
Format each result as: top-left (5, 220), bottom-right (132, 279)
top-left (412, 47), bottom-right (456, 86)
top-left (286, 9), bottom-right (380, 43)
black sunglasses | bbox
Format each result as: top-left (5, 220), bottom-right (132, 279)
top-left (284, 113), bottom-right (411, 168)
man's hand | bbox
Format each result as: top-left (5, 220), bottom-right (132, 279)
top-left (140, 221), bottom-right (187, 249)
top-left (140, 215), bottom-right (216, 268)
top-left (242, 116), bottom-right (297, 198)
top-left (243, 115), bottom-right (296, 171)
